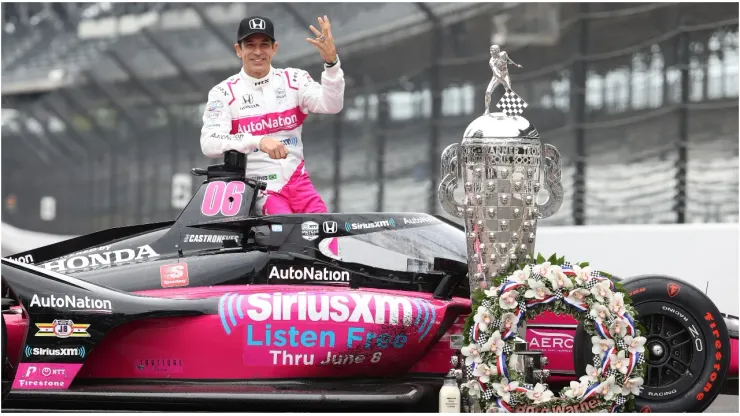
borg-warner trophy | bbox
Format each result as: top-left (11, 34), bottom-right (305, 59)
top-left (437, 46), bottom-right (564, 412)
top-left (438, 45), bottom-right (564, 292)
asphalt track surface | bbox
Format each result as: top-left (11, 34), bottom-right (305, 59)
top-left (2, 393), bottom-right (737, 413)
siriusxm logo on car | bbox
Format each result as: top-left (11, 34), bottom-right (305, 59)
top-left (344, 218), bottom-right (396, 232)
top-left (24, 345), bottom-right (86, 358)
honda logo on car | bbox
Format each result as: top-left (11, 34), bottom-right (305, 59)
top-left (269, 266), bottom-right (349, 282)
top-left (29, 294), bottom-right (112, 311)
top-left (323, 221), bottom-right (337, 234)
top-left (344, 218), bottom-right (395, 232)
top-left (42, 245), bottom-right (159, 272)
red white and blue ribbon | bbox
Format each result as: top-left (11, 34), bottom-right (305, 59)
top-left (580, 381), bottom-right (602, 403)
top-left (592, 273), bottom-right (615, 291)
top-left (562, 265), bottom-right (577, 277)
top-left (494, 397), bottom-right (514, 412)
top-left (499, 280), bottom-right (524, 295)
top-left (625, 351), bottom-right (640, 379)
top-left (496, 353), bottom-right (509, 380)
top-left (502, 324), bottom-right (518, 341)
top-left (600, 346), bottom-right (616, 376)
top-left (562, 292), bottom-right (588, 312)
top-left (595, 321), bottom-right (612, 340)
top-left (472, 322), bottom-right (482, 343)
top-left (526, 294), bottom-right (558, 308)
top-left (513, 305), bottom-right (526, 322)
top-left (622, 312), bottom-right (636, 337)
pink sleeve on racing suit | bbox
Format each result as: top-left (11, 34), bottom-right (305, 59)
top-left (292, 56), bottom-right (345, 115)
top-left (199, 84), bottom-right (264, 159)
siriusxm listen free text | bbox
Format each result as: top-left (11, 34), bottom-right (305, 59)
top-left (269, 266), bottom-right (349, 282)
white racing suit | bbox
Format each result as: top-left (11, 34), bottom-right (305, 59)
top-left (200, 58), bottom-right (345, 215)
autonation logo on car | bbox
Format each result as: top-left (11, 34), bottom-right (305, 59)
top-left (344, 218), bottom-right (395, 232)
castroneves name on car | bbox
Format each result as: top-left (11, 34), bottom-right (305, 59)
top-left (269, 266), bottom-right (350, 282)
top-left (29, 294), bottom-right (113, 311)
top-left (182, 234), bottom-right (240, 244)
top-left (43, 245), bottom-right (159, 272)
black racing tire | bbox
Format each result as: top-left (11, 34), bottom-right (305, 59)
top-left (573, 275), bottom-right (731, 413)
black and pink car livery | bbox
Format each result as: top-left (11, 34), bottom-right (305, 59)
top-left (1, 152), bottom-right (736, 413)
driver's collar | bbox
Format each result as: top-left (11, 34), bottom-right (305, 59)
top-left (240, 66), bottom-right (275, 88)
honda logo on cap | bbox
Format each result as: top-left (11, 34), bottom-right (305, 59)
top-left (249, 18), bottom-right (266, 30)
top-left (323, 221), bottom-right (337, 234)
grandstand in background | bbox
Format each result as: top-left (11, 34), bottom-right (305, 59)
top-left (1, 2), bottom-right (738, 236)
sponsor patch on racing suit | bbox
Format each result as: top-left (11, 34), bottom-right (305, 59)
top-left (200, 60), bottom-right (345, 214)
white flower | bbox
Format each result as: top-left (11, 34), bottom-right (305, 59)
top-left (492, 378), bottom-right (519, 403)
top-left (623, 335), bottom-right (647, 355)
top-left (465, 379), bottom-right (482, 397)
top-left (499, 290), bottom-right (519, 310)
top-left (621, 377), bottom-right (644, 396)
top-left (500, 312), bottom-right (519, 334)
top-left (609, 350), bottom-right (631, 375)
top-left (590, 304), bottom-right (611, 324)
top-left (572, 264), bottom-right (593, 286)
top-left (473, 363), bottom-right (498, 383)
top-left (591, 280), bottom-right (613, 303)
top-left (533, 262), bottom-right (552, 277)
top-left (565, 288), bottom-right (590, 305)
top-left (591, 336), bottom-right (615, 356)
top-left (524, 279), bottom-right (552, 300)
top-left (548, 266), bottom-right (573, 290)
top-left (483, 331), bottom-right (506, 356)
top-left (609, 292), bottom-right (626, 316)
top-left (597, 375), bottom-right (617, 400)
top-left (526, 383), bottom-right (554, 404)
top-left (461, 343), bottom-right (483, 366)
top-left (474, 306), bottom-right (494, 332)
top-left (484, 286), bottom-right (500, 298)
top-left (508, 265), bottom-right (531, 284)
top-left (580, 365), bottom-right (601, 385)
top-left (609, 318), bottom-right (628, 338)
top-left (564, 379), bottom-right (588, 399)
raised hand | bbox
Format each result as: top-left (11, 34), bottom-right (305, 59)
top-left (305, 15), bottom-right (337, 64)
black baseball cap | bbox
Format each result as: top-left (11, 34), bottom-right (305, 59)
top-left (237, 16), bottom-right (275, 43)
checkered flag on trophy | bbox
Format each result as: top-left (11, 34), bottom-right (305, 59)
top-left (496, 89), bottom-right (528, 117)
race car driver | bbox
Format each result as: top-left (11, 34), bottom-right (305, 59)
top-left (200, 15), bottom-right (344, 215)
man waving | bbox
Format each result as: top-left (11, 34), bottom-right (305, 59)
top-left (200, 15), bottom-right (344, 215)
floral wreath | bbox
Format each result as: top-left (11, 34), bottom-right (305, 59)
top-left (460, 254), bottom-right (647, 413)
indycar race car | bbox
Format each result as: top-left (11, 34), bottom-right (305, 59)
top-left (1, 152), bottom-right (738, 412)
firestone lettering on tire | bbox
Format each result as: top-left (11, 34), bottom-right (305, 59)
top-left (269, 266), bottom-right (349, 282)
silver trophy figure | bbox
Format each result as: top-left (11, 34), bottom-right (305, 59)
top-left (484, 45), bottom-right (523, 115)
top-left (438, 45), bottom-right (563, 293)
